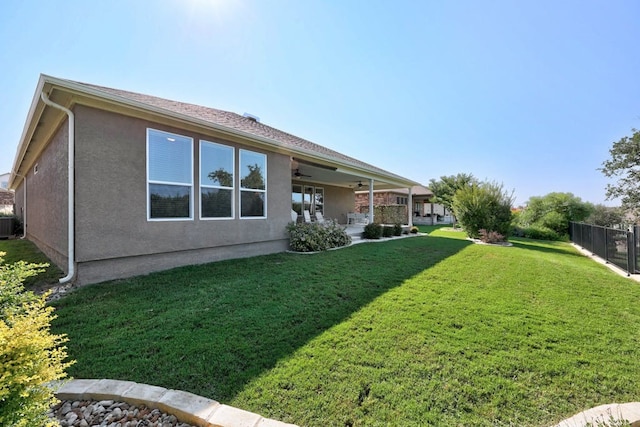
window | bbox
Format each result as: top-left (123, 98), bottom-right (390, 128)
top-left (291, 185), bottom-right (323, 219)
top-left (291, 184), bottom-right (303, 216)
top-left (200, 140), bottom-right (234, 219)
top-left (147, 129), bottom-right (193, 220)
top-left (239, 149), bottom-right (266, 218)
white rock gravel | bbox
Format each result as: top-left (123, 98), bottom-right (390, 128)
top-left (48, 399), bottom-right (198, 427)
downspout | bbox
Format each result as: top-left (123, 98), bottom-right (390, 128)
top-left (11, 171), bottom-right (27, 239)
top-left (40, 91), bottom-right (75, 284)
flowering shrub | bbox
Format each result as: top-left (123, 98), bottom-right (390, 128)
top-left (410, 226), bottom-right (419, 234)
top-left (286, 222), bottom-right (351, 252)
top-left (478, 229), bottom-right (506, 244)
top-left (0, 253), bottom-right (74, 427)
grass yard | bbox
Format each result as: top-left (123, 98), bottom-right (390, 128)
top-left (0, 238), bottom-right (63, 286)
top-left (6, 230), bottom-right (639, 426)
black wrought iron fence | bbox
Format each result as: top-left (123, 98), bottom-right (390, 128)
top-left (569, 222), bottom-right (637, 275)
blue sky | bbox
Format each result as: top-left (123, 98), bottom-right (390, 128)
top-left (1, 0), bottom-right (639, 206)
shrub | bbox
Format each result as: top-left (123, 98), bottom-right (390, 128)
top-left (410, 226), bottom-right (419, 234)
top-left (286, 222), bottom-right (351, 252)
top-left (382, 226), bottom-right (394, 238)
top-left (478, 229), bottom-right (506, 244)
top-left (0, 253), bottom-right (74, 427)
top-left (452, 181), bottom-right (513, 239)
top-left (513, 225), bottom-right (562, 241)
top-left (392, 223), bottom-right (403, 236)
top-left (362, 223), bottom-right (382, 239)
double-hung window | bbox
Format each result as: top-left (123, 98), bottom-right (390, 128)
top-left (239, 149), bottom-right (267, 218)
top-left (200, 140), bottom-right (234, 219)
top-left (147, 129), bottom-right (193, 220)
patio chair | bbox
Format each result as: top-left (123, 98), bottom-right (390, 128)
top-left (303, 210), bottom-right (312, 223)
top-left (315, 211), bottom-right (326, 224)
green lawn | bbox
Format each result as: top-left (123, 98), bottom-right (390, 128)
top-left (6, 230), bottom-right (639, 426)
top-left (0, 238), bottom-right (63, 286)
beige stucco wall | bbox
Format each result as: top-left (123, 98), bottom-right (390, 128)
top-left (67, 105), bottom-right (291, 284)
top-left (324, 186), bottom-right (355, 224)
top-left (13, 121), bottom-right (69, 271)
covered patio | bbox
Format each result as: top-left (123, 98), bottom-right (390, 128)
top-left (289, 157), bottom-right (420, 227)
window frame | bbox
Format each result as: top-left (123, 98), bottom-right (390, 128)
top-left (239, 149), bottom-right (267, 219)
top-left (146, 128), bottom-right (194, 221)
top-left (199, 139), bottom-right (235, 220)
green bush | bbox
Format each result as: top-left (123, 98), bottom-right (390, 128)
top-left (286, 222), bottom-right (351, 252)
top-left (452, 181), bottom-right (513, 239)
top-left (363, 223), bottom-right (382, 239)
top-left (0, 253), bottom-right (74, 427)
top-left (393, 223), bottom-right (403, 236)
top-left (382, 226), bottom-right (394, 237)
top-left (513, 225), bottom-right (562, 241)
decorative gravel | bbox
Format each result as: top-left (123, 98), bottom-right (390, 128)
top-left (48, 399), bottom-right (198, 427)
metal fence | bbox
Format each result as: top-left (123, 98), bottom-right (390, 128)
top-left (569, 222), bottom-right (638, 275)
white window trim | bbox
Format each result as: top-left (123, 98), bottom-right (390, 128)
top-left (199, 140), bottom-right (235, 220)
top-left (146, 128), bottom-right (194, 222)
top-left (239, 149), bottom-right (267, 220)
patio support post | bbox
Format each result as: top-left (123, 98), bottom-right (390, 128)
top-left (368, 179), bottom-right (374, 224)
top-left (408, 187), bottom-right (413, 227)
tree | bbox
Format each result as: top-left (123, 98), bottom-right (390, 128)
top-left (452, 181), bottom-right (514, 240)
top-left (585, 204), bottom-right (624, 227)
top-left (428, 173), bottom-right (477, 222)
top-left (207, 168), bottom-right (233, 187)
top-left (600, 128), bottom-right (640, 220)
top-left (517, 192), bottom-right (593, 236)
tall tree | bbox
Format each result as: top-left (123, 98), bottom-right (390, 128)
top-left (600, 128), bottom-right (640, 219)
top-left (428, 173), bottom-right (477, 216)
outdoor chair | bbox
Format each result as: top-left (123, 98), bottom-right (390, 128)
top-left (291, 210), bottom-right (298, 223)
top-left (303, 210), bottom-right (312, 223)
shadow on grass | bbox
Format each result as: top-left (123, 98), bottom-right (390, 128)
top-left (51, 235), bottom-right (471, 402)
top-left (509, 237), bottom-right (588, 259)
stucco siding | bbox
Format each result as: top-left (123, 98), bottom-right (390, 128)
top-left (73, 106), bottom-right (290, 266)
top-left (19, 121), bottom-right (69, 271)
top-left (323, 186), bottom-right (355, 224)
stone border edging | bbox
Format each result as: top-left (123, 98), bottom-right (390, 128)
top-left (55, 379), bottom-right (298, 427)
top-left (552, 402), bottom-right (640, 427)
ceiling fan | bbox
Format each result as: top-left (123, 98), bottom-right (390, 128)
top-left (293, 168), bottom-right (311, 178)
top-left (354, 180), bottom-right (366, 189)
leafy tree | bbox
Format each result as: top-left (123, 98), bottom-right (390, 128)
top-left (0, 253), bottom-right (74, 427)
top-left (517, 192), bottom-right (593, 237)
top-left (600, 128), bottom-right (640, 219)
top-left (428, 173), bottom-right (477, 222)
top-left (452, 181), bottom-right (513, 239)
top-left (241, 164), bottom-right (265, 190)
top-left (585, 204), bottom-right (624, 227)
top-left (207, 168), bottom-right (233, 187)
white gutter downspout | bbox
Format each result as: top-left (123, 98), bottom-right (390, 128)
top-left (40, 91), bottom-right (75, 284)
top-left (11, 171), bottom-right (27, 239)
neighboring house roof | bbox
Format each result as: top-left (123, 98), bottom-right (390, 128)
top-left (0, 188), bottom-right (14, 205)
top-left (10, 75), bottom-right (419, 190)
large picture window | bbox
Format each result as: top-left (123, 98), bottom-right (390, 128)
top-left (200, 140), bottom-right (234, 219)
top-left (147, 129), bottom-right (193, 220)
top-left (239, 149), bottom-right (267, 218)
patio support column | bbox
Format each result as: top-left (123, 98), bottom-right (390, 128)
top-left (408, 187), bottom-right (413, 227)
top-left (368, 179), bottom-right (374, 224)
